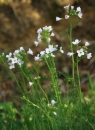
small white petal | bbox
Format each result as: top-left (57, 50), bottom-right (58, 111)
top-left (27, 48), bottom-right (33, 55)
top-left (53, 112), bottom-right (57, 116)
top-left (2, 53), bottom-right (4, 56)
top-left (34, 41), bottom-right (39, 46)
top-left (72, 39), bottom-right (81, 45)
top-left (34, 54), bottom-right (40, 61)
top-left (37, 28), bottom-right (42, 33)
top-left (64, 4), bottom-right (70, 9)
top-left (51, 32), bottom-right (55, 36)
top-left (11, 57), bottom-right (18, 64)
top-left (6, 52), bottom-right (12, 59)
top-left (77, 48), bottom-right (84, 57)
top-left (56, 17), bottom-right (62, 21)
top-left (87, 53), bottom-right (92, 59)
top-left (77, 7), bottom-right (81, 12)
top-left (29, 82), bottom-right (33, 86)
top-left (85, 42), bottom-right (90, 46)
top-left (9, 63), bottom-right (15, 69)
top-left (67, 52), bottom-right (73, 57)
top-left (40, 51), bottom-right (45, 56)
top-left (13, 50), bottom-right (19, 56)
top-left (78, 12), bottom-right (82, 18)
top-left (65, 15), bottom-right (69, 19)
top-left (47, 104), bottom-right (51, 107)
top-left (51, 53), bottom-right (55, 57)
top-left (20, 47), bottom-right (24, 51)
top-left (60, 47), bottom-right (64, 53)
top-left (71, 6), bottom-right (74, 10)
top-left (51, 100), bottom-right (57, 105)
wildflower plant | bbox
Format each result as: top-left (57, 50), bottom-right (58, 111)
top-left (0, 4), bottom-right (94, 130)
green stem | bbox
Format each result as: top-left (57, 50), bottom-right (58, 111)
top-left (37, 79), bottom-right (49, 103)
top-left (76, 58), bottom-right (82, 130)
top-left (44, 56), bottom-right (62, 118)
top-left (69, 17), bottom-right (75, 87)
top-left (76, 58), bottom-right (82, 102)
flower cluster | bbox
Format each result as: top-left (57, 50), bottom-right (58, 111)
top-left (56, 4), bottom-right (82, 21)
top-left (6, 47), bottom-right (33, 69)
top-left (34, 26), bottom-right (55, 46)
top-left (47, 100), bottom-right (57, 116)
top-left (67, 40), bottom-right (92, 59)
top-left (34, 25), bottom-right (64, 61)
top-left (34, 45), bottom-right (64, 61)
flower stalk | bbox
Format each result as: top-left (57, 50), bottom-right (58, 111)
top-left (69, 16), bottom-right (75, 87)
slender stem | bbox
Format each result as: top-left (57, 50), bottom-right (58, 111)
top-left (37, 79), bottom-right (49, 103)
top-left (76, 58), bottom-right (82, 130)
top-left (76, 58), bottom-right (82, 102)
top-left (69, 17), bottom-right (75, 87)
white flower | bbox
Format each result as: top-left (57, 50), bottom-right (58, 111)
top-left (48, 26), bottom-right (52, 31)
top-left (51, 32), bottom-right (55, 36)
top-left (37, 34), bottom-right (41, 42)
top-left (11, 57), bottom-right (18, 64)
top-left (17, 58), bottom-right (24, 67)
top-left (40, 51), bottom-right (45, 57)
top-left (48, 45), bottom-right (57, 52)
top-left (77, 7), bottom-right (81, 12)
top-left (77, 48), bottom-right (84, 57)
top-left (43, 26), bottom-right (52, 32)
top-left (55, 44), bottom-right (58, 47)
top-left (64, 4), bottom-right (70, 10)
top-left (67, 52), bottom-right (73, 57)
top-left (71, 6), bottom-right (74, 10)
top-left (37, 28), bottom-right (42, 33)
top-left (34, 54), bottom-right (40, 61)
top-left (56, 16), bottom-right (62, 21)
top-left (27, 48), bottom-right (33, 55)
top-left (6, 52), bottom-right (12, 60)
top-left (53, 112), bottom-right (57, 116)
top-left (29, 82), bottom-right (33, 86)
top-left (51, 100), bottom-right (56, 105)
top-left (76, 7), bottom-right (82, 18)
top-left (47, 103), bottom-right (51, 107)
top-left (78, 12), bottom-right (82, 18)
top-left (50, 53), bottom-right (55, 57)
top-left (43, 26), bottom-right (47, 30)
top-left (9, 63), bottom-right (15, 69)
top-left (65, 15), bottom-right (69, 19)
top-left (2, 53), bottom-right (4, 56)
top-left (72, 39), bottom-right (80, 45)
top-left (85, 42), bottom-right (90, 46)
top-left (45, 48), bottom-right (50, 54)
top-left (87, 53), bottom-right (92, 59)
top-left (34, 41), bottom-right (39, 46)
top-left (13, 50), bottom-right (19, 56)
top-left (45, 45), bottom-right (57, 54)
top-left (20, 47), bottom-right (24, 51)
top-left (60, 47), bottom-right (64, 53)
